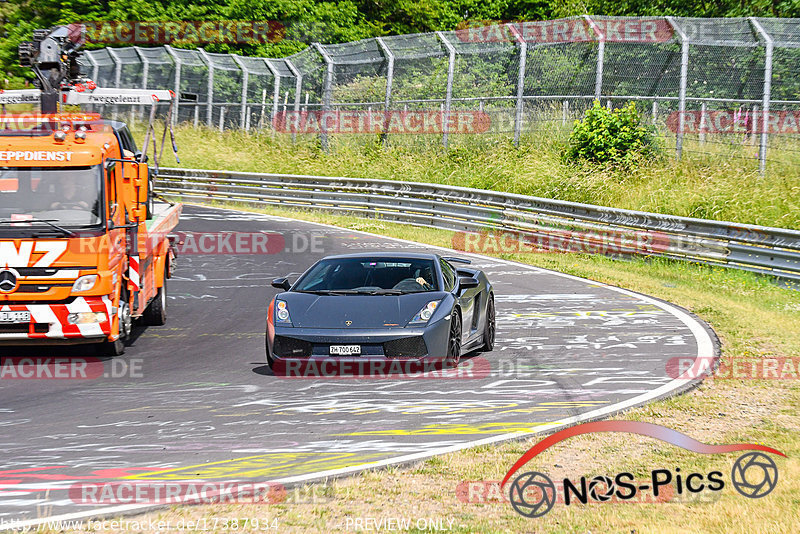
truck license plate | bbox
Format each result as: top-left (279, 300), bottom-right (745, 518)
top-left (329, 345), bottom-right (361, 355)
top-left (0, 311), bottom-right (31, 323)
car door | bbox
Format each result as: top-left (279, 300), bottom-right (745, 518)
top-left (441, 258), bottom-right (477, 343)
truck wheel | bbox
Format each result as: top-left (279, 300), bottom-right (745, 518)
top-left (98, 291), bottom-right (131, 356)
top-left (142, 267), bottom-right (167, 326)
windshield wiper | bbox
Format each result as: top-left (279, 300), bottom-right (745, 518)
top-left (369, 289), bottom-right (404, 295)
top-left (296, 289), bottom-right (362, 295)
top-left (0, 218), bottom-right (76, 237)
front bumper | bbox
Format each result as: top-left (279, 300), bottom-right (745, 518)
top-left (268, 317), bottom-right (451, 362)
top-left (0, 296), bottom-right (113, 345)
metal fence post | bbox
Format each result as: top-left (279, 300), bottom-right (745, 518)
top-left (264, 59), bottom-right (281, 131)
top-left (508, 24), bottom-right (527, 146)
top-left (107, 48), bottom-right (122, 120)
top-left (84, 49), bottom-right (100, 83)
top-left (666, 17), bottom-right (688, 160)
top-left (584, 16), bottom-right (604, 101)
top-left (164, 46), bottom-right (182, 126)
top-left (313, 43), bottom-right (334, 152)
top-left (83, 50), bottom-right (99, 113)
top-left (285, 59), bottom-right (303, 144)
top-left (231, 55), bottom-right (250, 130)
top-left (699, 102), bottom-right (707, 143)
top-left (198, 48), bottom-right (215, 127)
top-left (750, 17), bottom-right (773, 175)
top-left (436, 31), bottom-right (456, 148)
top-left (376, 37), bottom-right (395, 144)
top-left (133, 46), bottom-right (149, 121)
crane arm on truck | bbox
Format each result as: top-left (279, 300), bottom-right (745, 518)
top-left (0, 25), bottom-right (183, 356)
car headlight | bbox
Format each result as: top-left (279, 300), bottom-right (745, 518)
top-left (409, 300), bottom-right (441, 325)
top-left (72, 274), bottom-right (98, 292)
top-left (275, 299), bottom-right (292, 325)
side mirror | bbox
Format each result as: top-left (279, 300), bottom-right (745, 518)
top-left (458, 277), bottom-right (479, 291)
top-left (107, 203), bottom-right (118, 228)
top-left (272, 277), bottom-right (291, 291)
top-left (131, 163), bottom-right (149, 222)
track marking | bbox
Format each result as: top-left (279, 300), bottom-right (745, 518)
top-left (1, 204), bottom-right (717, 532)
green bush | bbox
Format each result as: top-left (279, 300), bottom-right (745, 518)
top-left (564, 101), bottom-right (656, 167)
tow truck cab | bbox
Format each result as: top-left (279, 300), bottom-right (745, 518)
top-left (0, 116), bottom-right (181, 355)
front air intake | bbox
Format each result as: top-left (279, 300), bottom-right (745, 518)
top-left (384, 337), bottom-right (427, 358)
top-left (273, 336), bottom-right (313, 358)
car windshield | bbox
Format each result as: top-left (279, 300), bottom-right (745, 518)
top-left (0, 166), bottom-right (103, 228)
top-left (293, 257), bottom-right (439, 294)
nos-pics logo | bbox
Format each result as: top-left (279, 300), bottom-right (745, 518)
top-left (501, 421), bottom-right (784, 518)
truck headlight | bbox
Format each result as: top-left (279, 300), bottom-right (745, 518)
top-left (68, 312), bottom-right (108, 324)
top-left (72, 274), bottom-right (98, 292)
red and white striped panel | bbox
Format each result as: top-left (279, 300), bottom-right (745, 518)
top-left (0, 296), bottom-right (111, 340)
top-left (128, 255), bottom-right (141, 291)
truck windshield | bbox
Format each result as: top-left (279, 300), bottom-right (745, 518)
top-left (0, 166), bottom-right (103, 227)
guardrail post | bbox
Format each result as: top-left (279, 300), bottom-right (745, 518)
top-left (666, 17), bottom-right (688, 160)
top-left (164, 46), bottom-right (182, 126)
top-left (584, 16), bottom-right (604, 101)
top-left (231, 55), bottom-right (249, 130)
top-left (285, 59), bottom-right (303, 144)
top-left (198, 48), bottom-right (215, 127)
top-left (376, 37), bottom-right (395, 145)
top-left (313, 43), bottom-right (334, 152)
top-left (508, 24), bottom-right (527, 147)
top-left (264, 59), bottom-right (282, 132)
top-left (437, 31), bottom-right (456, 148)
top-left (750, 17), bottom-right (773, 175)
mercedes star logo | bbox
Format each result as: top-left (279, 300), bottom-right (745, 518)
top-left (0, 268), bottom-right (20, 293)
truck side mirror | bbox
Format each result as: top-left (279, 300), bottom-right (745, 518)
top-left (132, 163), bottom-right (149, 222)
top-left (105, 160), bottom-right (116, 180)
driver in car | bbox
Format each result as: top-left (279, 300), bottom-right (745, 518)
top-left (414, 264), bottom-right (434, 289)
top-left (49, 176), bottom-right (90, 211)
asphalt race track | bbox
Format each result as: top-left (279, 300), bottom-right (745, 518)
top-left (0, 204), bottom-right (717, 528)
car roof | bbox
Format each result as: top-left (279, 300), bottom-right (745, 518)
top-left (320, 252), bottom-right (441, 261)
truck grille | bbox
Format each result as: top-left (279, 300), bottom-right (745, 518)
top-left (0, 323), bottom-right (48, 334)
top-left (15, 283), bottom-right (72, 293)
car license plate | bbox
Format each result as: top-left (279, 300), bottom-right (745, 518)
top-left (329, 345), bottom-right (361, 355)
top-left (0, 311), bottom-right (31, 323)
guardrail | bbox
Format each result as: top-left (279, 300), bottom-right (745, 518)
top-left (157, 167), bottom-right (800, 282)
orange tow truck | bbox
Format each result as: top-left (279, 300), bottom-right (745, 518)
top-left (0, 25), bottom-right (181, 355)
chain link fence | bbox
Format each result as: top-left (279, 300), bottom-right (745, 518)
top-left (75, 16), bottom-right (800, 172)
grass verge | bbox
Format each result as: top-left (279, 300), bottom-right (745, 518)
top-left (143, 123), bottom-right (800, 229)
top-left (59, 199), bottom-right (800, 534)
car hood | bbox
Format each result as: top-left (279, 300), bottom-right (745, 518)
top-left (279, 292), bottom-right (447, 329)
